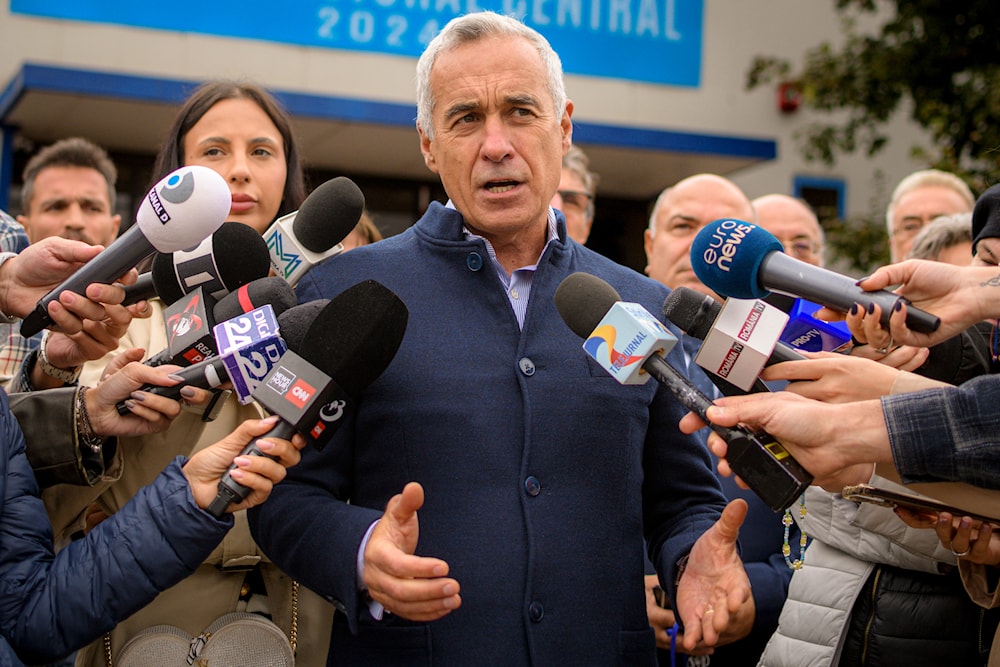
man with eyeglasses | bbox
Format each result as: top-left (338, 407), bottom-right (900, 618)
top-left (549, 145), bottom-right (598, 245)
top-left (886, 169), bottom-right (974, 263)
top-left (643, 174), bottom-right (794, 667)
top-left (752, 194), bottom-right (825, 267)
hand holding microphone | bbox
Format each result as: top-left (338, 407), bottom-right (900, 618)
top-left (555, 272), bottom-right (812, 512)
top-left (690, 219), bottom-right (941, 335)
top-left (207, 279), bottom-right (408, 517)
top-left (21, 165), bottom-right (231, 338)
top-left (851, 260), bottom-right (1000, 349)
top-left (0, 238), bottom-right (110, 323)
top-left (677, 390), bottom-right (890, 493)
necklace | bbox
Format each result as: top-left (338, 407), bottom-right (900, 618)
top-left (782, 493), bottom-right (808, 570)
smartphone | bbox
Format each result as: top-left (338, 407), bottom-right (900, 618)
top-left (841, 483), bottom-right (1000, 525)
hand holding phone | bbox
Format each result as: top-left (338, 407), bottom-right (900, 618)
top-left (842, 483), bottom-right (1000, 525)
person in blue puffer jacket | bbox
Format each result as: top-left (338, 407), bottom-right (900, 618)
top-left (0, 233), bottom-right (304, 666)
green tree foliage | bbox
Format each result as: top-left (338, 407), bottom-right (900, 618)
top-left (747, 0), bottom-right (1000, 189)
top-left (747, 0), bottom-right (1000, 272)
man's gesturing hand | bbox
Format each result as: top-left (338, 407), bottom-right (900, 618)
top-left (675, 499), bottom-right (752, 651)
top-left (363, 482), bottom-right (462, 622)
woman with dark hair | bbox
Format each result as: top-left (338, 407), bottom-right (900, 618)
top-left (45, 80), bottom-right (336, 667)
top-left (148, 80), bottom-right (307, 226)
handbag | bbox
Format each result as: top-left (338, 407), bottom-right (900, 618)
top-left (112, 611), bottom-right (294, 667)
top-left (103, 581), bottom-right (300, 667)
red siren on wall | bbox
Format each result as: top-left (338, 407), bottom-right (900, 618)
top-left (777, 81), bottom-right (802, 113)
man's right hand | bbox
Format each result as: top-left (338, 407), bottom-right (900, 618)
top-left (363, 481), bottom-right (462, 622)
top-left (0, 237), bottom-right (136, 332)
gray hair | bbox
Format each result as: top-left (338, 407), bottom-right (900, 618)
top-left (563, 144), bottom-right (599, 220)
top-left (885, 169), bottom-right (974, 234)
top-left (415, 12), bottom-right (567, 141)
top-left (906, 212), bottom-right (973, 261)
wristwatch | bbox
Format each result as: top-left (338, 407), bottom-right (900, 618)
top-left (37, 330), bottom-right (82, 384)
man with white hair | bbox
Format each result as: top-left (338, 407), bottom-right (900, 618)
top-left (886, 169), bottom-right (974, 262)
top-left (250, 13), bottom-right (752, 666)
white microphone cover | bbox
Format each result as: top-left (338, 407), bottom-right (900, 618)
top-left (135, 165), bottom-right (231, 253)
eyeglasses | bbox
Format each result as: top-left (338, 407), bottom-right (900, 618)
top-left (891, 220), bottom-right (926, 239)
top-left (782, 240), bottom-right (821, 260)
top-left (556, 189), bottom-right (593, 215)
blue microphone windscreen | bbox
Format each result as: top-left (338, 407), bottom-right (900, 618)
top-left (690, 219), bottom-right (783, 299)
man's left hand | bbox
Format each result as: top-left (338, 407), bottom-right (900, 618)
top-left (674, 499), bottom-right (752, 651)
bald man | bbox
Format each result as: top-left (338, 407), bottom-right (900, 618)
top-left (645, 173), bottom-right (755, 301)
top-left (644, 175), bottom-right (794, 667)
top-left (752, 194), bottom-right (825, 267)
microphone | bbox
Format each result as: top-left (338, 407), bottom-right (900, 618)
top-left (151, 221), bottom-right (271, 305)
top-left (143, 223), bottom-right (274, 367)
top-left (118, 302), bottom-right (294, 412)
top-left (21, 165), bottom-right (230, 337)
top-left (554, 272), bottom-right (812, 512)
top-left (206, 279), bottom-right (408, 518)
top-left (212, 277), bottom-right (298, 323)
top-left (122, 272), bottom-right (156, 306)
top-left (690, 219), bottom-right (941, 334)
top-left (662, 286), bottom-right (807, 365)
top-left (265, 176), bottom-right (365, 286)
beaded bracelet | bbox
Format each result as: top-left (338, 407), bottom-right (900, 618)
top-left (75, 386), bottom-right (106, 454)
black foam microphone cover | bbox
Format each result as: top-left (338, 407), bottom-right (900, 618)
top-left (276, 299), bottom-right (330, 354)
top-left (213, 277), bottom-right (298, 322)
top-left (299, 281), bottom-right (407, 396)
top-left (294, 177), bottom-right (366, 253)
top-left (151, 222), bottom-right (271, 305)
top-left (661, 287), bottom-right (721, 341)
top-left (553, 272), bottom-right (622, 338)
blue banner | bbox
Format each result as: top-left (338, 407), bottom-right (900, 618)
top-left (12, 0), bottom-right (703, 87)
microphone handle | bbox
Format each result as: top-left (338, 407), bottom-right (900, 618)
top-left (207, 419), bottom-right (295, 519)
top-left (760, 253), bottom-right (940, 334)
top-left (122, 272), bottom-right (157, 306)
top-left (21, 226), bottom-right (154, 337)
top-left (642, 352), bottom-right (812, 512)
top-left (115, 358), bottom-right (228, 415)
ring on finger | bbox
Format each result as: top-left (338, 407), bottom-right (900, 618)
top-left (873, 336), bottom-right (894, 355)
top-left (952, 546), bottom-right (971, 558)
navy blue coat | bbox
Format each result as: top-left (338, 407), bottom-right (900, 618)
top-left (0, 390), bottom-right (232, 666)
top-left (249, 203), bottom-right (727, 666)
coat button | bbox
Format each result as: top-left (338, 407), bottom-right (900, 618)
top-left (518, 357), bottom-right (535, 376)
top-left (466, 252), bottom-right (483, 271)
top-left (528, 601), bottom-right (544, 622)
top-left (524, 476), bottom-right (541, 497)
